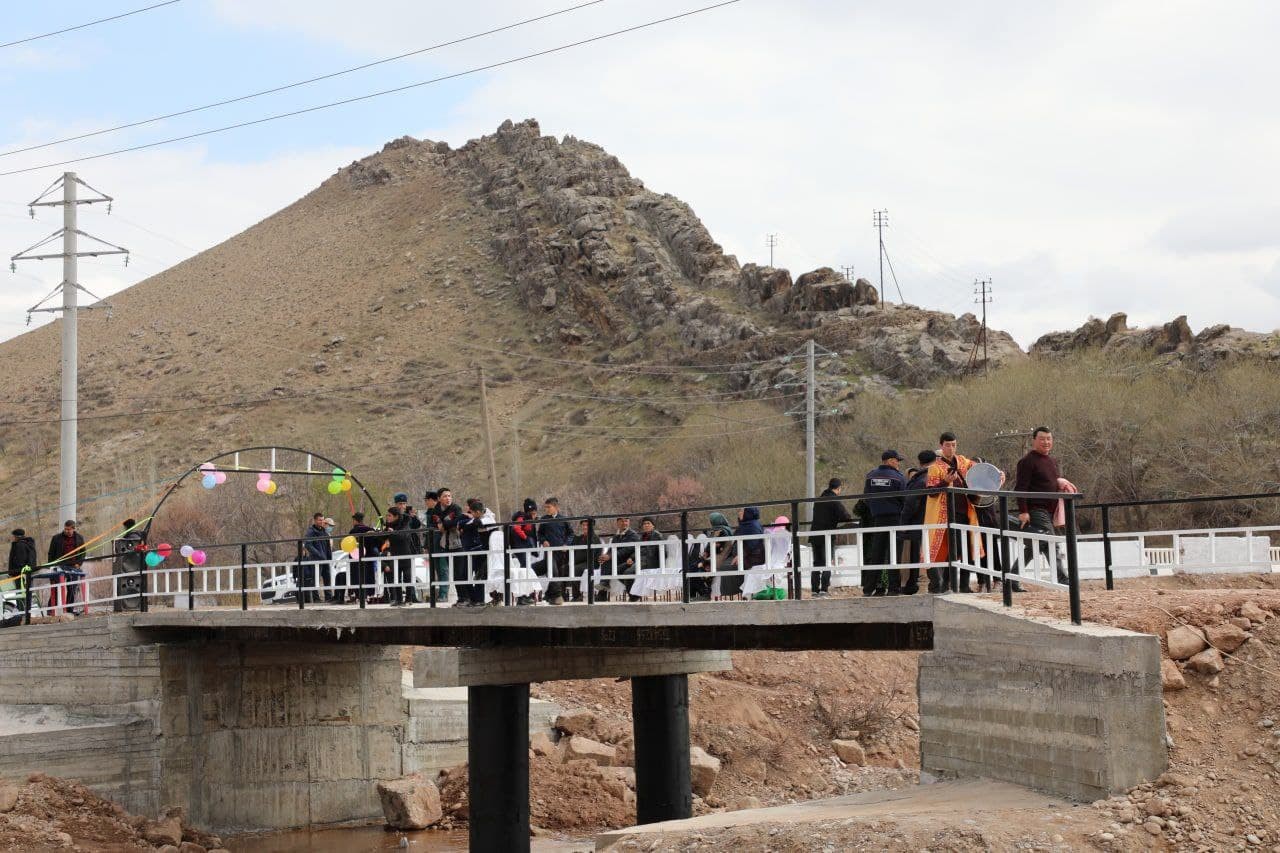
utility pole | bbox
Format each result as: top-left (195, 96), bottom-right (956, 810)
top-left (973, 278), bottom-right (993, 374)
top-left (805, 338), bottom-right (816, 526)
top-left (766, 234), bottom-right (779, 267)
top-left (10, 173), bottom-right (127, 525)
top-left (511, 418), bottom-right (522, 508)
top-left (476, 365), bottom-right (501, 516)
top-left (873, 210), bottom-right (888, 309)
top-left (840, 264), bottom-right (855, 281)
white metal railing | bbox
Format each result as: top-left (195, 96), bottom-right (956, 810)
top-left (1076, 525), bottom-right (1280, 579)
top-left (8, 521), bottom-right (1067, 619)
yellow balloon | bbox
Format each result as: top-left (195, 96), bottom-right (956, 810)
top-left (340, 535), bottom-right (358, 552)
top-left (341, 479), bottom-right (352, 492)
top-left (265, 481), bottom-right (278, 495)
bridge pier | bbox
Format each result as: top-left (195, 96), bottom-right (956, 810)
top-left (468, 683), bottom-right (531, 853)
top-left (631, 674), bottom-right (692, 825)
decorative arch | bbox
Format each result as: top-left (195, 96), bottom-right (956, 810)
top-left (142, 445), bottom-right (382, 541)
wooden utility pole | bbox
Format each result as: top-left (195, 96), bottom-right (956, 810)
top-left (477, 366), bottom-right (501, 516)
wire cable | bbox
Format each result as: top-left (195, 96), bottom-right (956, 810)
top-left (0, 0), bottom-right (744, 178)
top-left (0, 0), bottom-right (608, 159)
top-left (0, 1), bottom-right (183, 50)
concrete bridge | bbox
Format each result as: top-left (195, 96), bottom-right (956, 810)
top-left (0, 596), bottom-right (1167, 852)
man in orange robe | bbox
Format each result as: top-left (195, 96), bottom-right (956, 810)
top-left (923, 431), bottom-right (982, 585)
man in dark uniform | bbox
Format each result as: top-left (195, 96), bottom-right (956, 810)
top-left (863, 451), bottom-right (907, 596)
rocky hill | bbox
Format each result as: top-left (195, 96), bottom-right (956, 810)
top-left (0, 119), bottom-right (1020, 537)
top-left (1030, 312), bottom-right (1280, 368)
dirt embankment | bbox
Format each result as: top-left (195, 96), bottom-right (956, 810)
top-left (605, 581), bottom-right (1280, 851)
top-left (0, 774), bottom-right (226, 852)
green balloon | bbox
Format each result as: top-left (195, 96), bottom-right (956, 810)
top-left (327, 481), bottom-right (341, 494)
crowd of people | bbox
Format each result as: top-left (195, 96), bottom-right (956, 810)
top-left (294, 426), bottom-right (1070, 607)
top-left (3, 428), bottom-right (1070, 610)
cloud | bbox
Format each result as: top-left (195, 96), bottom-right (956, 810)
top-left (7, 0), bottom-right (1280, 349)
top-left (1153, 208), bottom-right (1280, 255)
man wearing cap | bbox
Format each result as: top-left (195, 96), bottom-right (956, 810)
top-left (862, 451), bottom-right (907, 596)
top-left (8, 529), bottom-right (37, 579)
top-left (303, 513), bottom-right (334, 603)
top-left (810, 478), bottom-right (853, 597)
top-left (393, 493), bottom-right (424, 555)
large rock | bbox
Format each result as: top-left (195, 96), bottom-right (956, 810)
top-left (1240, 600), bottom-right (1269, 624)
top-left (1031, 312), bottom-right (1279, 369)
top-left (530, 731), bottom-right (558, 757)
top-left (143, 817), bottom-right (183, 847)
top-left (562, 735), bottom-right (616, 767)
top-left (0, 781), bottom-right (17, 813)
top-left (1205, 623), bottom-right (1250, 653)
top-left (376, 776), bottom-right (443, 830)
top-left (1165, 626), bottom-right (1207, 660)
top-left (1186, 648), bottom-right (1224, 675)
top-left (553, 710), bottom-right (596, 735)
top-left (831, 739), bottom-right (866, 765)
top-left (1160, 659), bottom-right (1186, 692)
top-left (689, 746), bottom-right (721, 796)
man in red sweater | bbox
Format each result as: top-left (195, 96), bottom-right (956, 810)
top-left (1014, 426), bottom-right (1065, 583)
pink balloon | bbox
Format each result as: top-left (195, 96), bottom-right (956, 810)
top-left (256, 479), bottom-right (270, 493)
top-left (199, 462), bottom-right (216, 473)
top-left (214, 471), bottom-right (227, 484)
top-left (190, 550), bottom-right (207, 566)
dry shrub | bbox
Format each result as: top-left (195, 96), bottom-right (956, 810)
top-left (812, 684), bottom-right (900, 742)
top-left (828, 354), bottom-right (1280, 532)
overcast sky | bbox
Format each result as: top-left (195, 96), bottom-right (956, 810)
top-left (2, 0), bottom-right (1278, 347)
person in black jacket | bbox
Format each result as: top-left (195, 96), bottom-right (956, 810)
top-left (302, 513), bottom-right (334, 603)
top-left (382, 507), bottom-right (418, 606)
top-left (598, 517), bottom-right (640, 600)
top-left (571, 519), bottom-right (602, 600)
top-left (345, 512), bottom-right (376, 603)
top-left (898, 452), bottom-right (936, 594)
top-left (455, 498), bottom-right (490, 607)
top-left (47, 520), bottom-right (86, 609)
top-left (434, 488), bottom-right (466, 604)
top-left (8, 529), bottom-right (37, 578)
top-left (863, 451), bottom-right (907, 596)
top-left (810, 478), bottom-right (853, 596)
top-left (537, 497), bottom-right (574, 605)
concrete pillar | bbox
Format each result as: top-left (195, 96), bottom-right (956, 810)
top-left (631, 674), bottom-right (692, 825)
top-left (468, 684), bottom-right (530, 853)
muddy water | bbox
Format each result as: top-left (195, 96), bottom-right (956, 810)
top-left (228, 826), bottom-right (467, 852)
top-left (229, 826), bottom-right (592, 852)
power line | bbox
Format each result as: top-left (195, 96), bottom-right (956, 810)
top-left (0, 1), bottom-right (183, 50)
top-left (0, 0), bottom-right (744, 178)
top-left (0, 0), bottom-right (608, 159)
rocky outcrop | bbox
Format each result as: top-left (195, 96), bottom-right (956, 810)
top-left (1031, 313), bottom-right (1280, 368)
top-left (337, 119), bottom-right (1028, 387)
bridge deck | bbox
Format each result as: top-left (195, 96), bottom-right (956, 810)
top-left (127, 596), bottom-right (935, 650)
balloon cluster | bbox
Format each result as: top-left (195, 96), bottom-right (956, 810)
top-left (199, 462), bottom-right (228, 490)
top-left (256, 471), bottom-right (278, 495)
top-left (326, 467), bottom-right (353, 495)
top-left (143, 542), bottom-right (172, 567)
top-left (179, 544), bottom-right (207, 566)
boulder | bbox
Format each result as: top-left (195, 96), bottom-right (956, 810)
top-left (1205, 623), bottom-right (1249, 653)
top-left (1239, 600), bottom-right (1268, 624)
top-left (1160, 659), bottom-right (1186, 692)
top-left (1165, 626), bottom-right (1207, 660)
top-left (376, 776), bottom-right (443, 830)
top-left (0, 781), bottom-right (17, 813)
top-left (1229, 616), bottom-right (1253, 631)
top-left (562, 735), bottom-right (616, 767)
top-left (553, 710), bottom-right (596, 735)
top-left (530, 731), bottom-right (557, 758)
top-left (143, 817), bottom-right (183, 847)
top-left (1186, 648), bottom-right (1224, 675)
top-left (726, 795), bottom-right (762, 811)
top-left (178, 843), bottom-right (207, 853)
top-left (831, 739), bottom-right (866, 765)
top-left (689, 746), bottom-right (721, 796)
